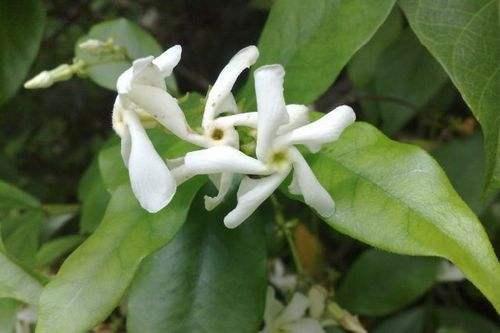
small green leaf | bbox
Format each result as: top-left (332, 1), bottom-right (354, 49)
top-left (300, 122), bottom-right (500, 310)
top-left (0, 180), bottom-right (40, 210)
top-left (336, 249), bottom-right (440, 316)
top-left (35, 235), bottom-right (84, 268)
top-left (373, 307), bottom-right (426, 333)
top-left (4, 213), bottom-right (42, 268)
top-left (127, 194), bottom-right (267, 333)
top-left (239, 0), bottom-right (397, 107)
top-left (399, 0), bottom-right (500, 194)
top-left (36, 179), bottom-right (205, 333)
top-left (0, 0), bottom-right (45, 105)
top-left (75, 18), bottom-right (167, 91)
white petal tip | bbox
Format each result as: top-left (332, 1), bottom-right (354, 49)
top-left (333, 105), bottom-right (356, 123)
top-left (139, 192), bottom-right (175, 214)
top-left (203, 195), bottom-right (220, 211)
top-left (223, 214), bottom-right (243, 229)
top-left (255, 64), bottom-right (285, 79)
top-left (318, 202), bottom-right (335, 219)
top-left (234, 45), bottom-right (259, 65)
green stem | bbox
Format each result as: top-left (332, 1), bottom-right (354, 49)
top-left (271, 196), bottom-right (304, 276)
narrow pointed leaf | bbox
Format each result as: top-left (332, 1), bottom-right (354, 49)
top-left (0, 0), bottom-right (45, 105)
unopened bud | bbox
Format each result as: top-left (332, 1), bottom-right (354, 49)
top-left (24, 61), bottom-right (85, 90)
top-left (78, 39), bottom-right (107, 53)
top-left (24, 71), bottom-right (52, 89)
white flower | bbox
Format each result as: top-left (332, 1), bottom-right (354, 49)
top-left (269, 259), bottom-right (298, 293)
top-left (183, 64), bottom-right (355, 228)
top-left (261, 287), bottom-right (325, 333)
top-left (170, 46), bottom-right (260, 210)
top-left (112, 45), bottom-right (200, 213)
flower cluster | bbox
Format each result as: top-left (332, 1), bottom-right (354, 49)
top-left (112, 45), bottom-right (355, 228)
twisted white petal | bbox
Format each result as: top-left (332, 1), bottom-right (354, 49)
top-left (224, 169), bottom-right (290, 228)
top-left (255, 64), bottom-right (289, 161)
top-left (121, 107), bottom-right (176, 213)
top-left (127, 84), bottom-right (191, 139)
top-left (278, 105), bottom-right (355, 152)
top-left (202, 45), bottom-right (259, 128)
top-left (152, 45), bottom-right (182, 77)
top-left (204, 172), bottom-right (234, 210)
top-left (184, 146), bottom-right (269, 176)
top-left (288, 148), bottom-right (335, 218)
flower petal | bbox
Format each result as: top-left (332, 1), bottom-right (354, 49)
top-left (204, 172), bottom-right (234, 210)
top-left (288, 148), bottom-right (335, 218)
top-left (308, 285), bottom-right (328, 319)
top-left (112, 96), bottom-right (127, 138)
top-left (263, 287), bottom-right (285, 327)
top-left (215, 112), bottom-right (258, 128)
top-left (202, 46), bottom-right (259, 128)
top-left (275, 292), bottom-right (309, 325)
top-left (277, 105), bottom-right (355, 152)
top-left (127, 84), bottom-right (192, 139)
top-left (255, 64), bottom-right (289, 161)
top-left (152, 45), bottom-right (182, 77)
top-left (224, 169), bottom-right (290, 228)
top-left (184, 146), bottom-right (269, 175)
top-left (117, 56), bottom-right (166, 93)
top-left (122, 108), bottom-right (176, 213)
top-left (282, 318), bottom-right (325, 333)
top-left (278, 104), bottom-right (310, 135)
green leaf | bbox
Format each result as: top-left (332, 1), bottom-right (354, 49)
top-left (0, 298), bottom-right (19, 333)
top-left (347, 8), bottom-right (404, 88)
top-left (301, 122), bottom-right (500, 310)
top-left (0, 0), bottom-right (45, 105)
top-left (76, 18), bottom-right (172, 91)
top-left (434, 307), bottom-right (500, 333)
top-left (0, 180), bottom-right (40, 210)
top-left (239, 0), bottom-right (397, 108)
top-left (35, 235), bottom-right (84, 268)
top-left (399, 0), bottom-right (500, 194)
top-left (78, 157), bottom-right (111, 233)
top-left (373, 307), bottom-right (426, 333)
top-left (4, 212), bottom-right (42, 268)
top-left (351, 28), bottom-right (449, 134)
top-left (98, 144), bottom-right (129, 193)
top-left (432, 134), bottom-right (490, 214)
top-left (0, 247), bottom-right (42, 305)
top-left (336, 249), bottom-right (440, 316)
top-left (36, 179), bottom-right (205, 333)
top-left (127, 194), bottom-right (267, 333)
